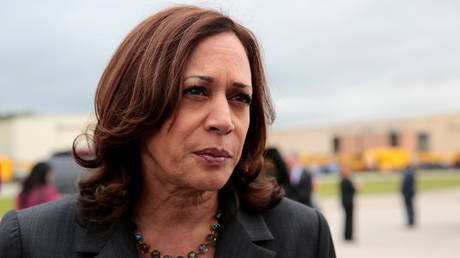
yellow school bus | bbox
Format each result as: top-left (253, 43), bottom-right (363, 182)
top-left (0, 156), bottom-right (13, 182)
top-left (363, 147), bottom-right (410, 172)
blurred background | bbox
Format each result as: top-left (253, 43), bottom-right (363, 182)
top-left (1, 0), bottom-right (459, 257)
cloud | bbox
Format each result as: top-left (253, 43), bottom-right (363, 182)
top-left (274, 77), bottom-right (460, 127)
top-left (1, 0), bottom-right (459, 127)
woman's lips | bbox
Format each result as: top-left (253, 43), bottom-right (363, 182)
top-left (194, 148), bottom-right (232, 166)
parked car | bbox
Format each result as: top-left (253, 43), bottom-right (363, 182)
top-left (47, 151), bottom-right (87, 194)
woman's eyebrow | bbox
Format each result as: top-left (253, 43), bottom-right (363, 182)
top-left (233, 82), bottom-right (251, 89)
top-left (184, 75), bottom-right (214, 82)
top-left (184, 75), bottom-right (252, 89)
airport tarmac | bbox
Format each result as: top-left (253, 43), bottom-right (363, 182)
top-left (320, 187), bottom-right (460, 258)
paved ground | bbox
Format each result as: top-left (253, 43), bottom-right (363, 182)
top-left (319, 187), bottom-right (460, 258)
top-left (0, 182), bottom-right (20, 198)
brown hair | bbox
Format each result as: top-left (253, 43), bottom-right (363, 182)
top-left (74, 5), bottom-right (282, 223)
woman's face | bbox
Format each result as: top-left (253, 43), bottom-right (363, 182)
top-left (141, 32), bottom-right (252, 192)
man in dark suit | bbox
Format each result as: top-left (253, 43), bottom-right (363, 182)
top-left (284, 152), bottom-right (314, 208)
top-left (401, 164), bottom-right (417, 227)
top-left (340, 164), bottom-right (356, 241)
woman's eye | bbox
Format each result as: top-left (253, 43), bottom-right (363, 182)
top-left (232, 94), bottom-right (252, 105)
top-left (183, 86), bottom-right (206, 96)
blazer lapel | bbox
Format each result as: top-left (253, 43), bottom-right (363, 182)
top-left (215, 209), bottom-right (276, 258)
top-left (77, 218), bottom-right (137, 258)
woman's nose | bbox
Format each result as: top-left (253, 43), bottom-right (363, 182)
top-left (205, 97), bottom-right (235, 135)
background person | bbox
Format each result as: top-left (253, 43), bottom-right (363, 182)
top-left (401, 164), bottom-right (417, 227)
top-left (284, 152), bottom-right (314, 208)
top-left (16, 162), bottom-right (60, 210)
top-left (263, 147), bottom-right (290, 188)
top-left (339, 164), bottom-right (357, 241)
top-left (0, 6), bottom-right (335, 258)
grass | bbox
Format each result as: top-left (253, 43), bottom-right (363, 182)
top-left (1, 170), bottom-right (459, 218)
top-left (0, 198), bottom-right (13, 218)
top-left (316, 169), bottom-right (460, 197)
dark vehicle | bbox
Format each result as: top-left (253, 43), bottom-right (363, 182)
top-left (47, 151), bottom-right (87, 194)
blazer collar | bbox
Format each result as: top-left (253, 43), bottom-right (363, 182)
top-left (76, 216), bottom-right (138, 258)
top-left (215, 206), bottom-right (276, 258)
top-left (236, 209), bottom-right (274, 242)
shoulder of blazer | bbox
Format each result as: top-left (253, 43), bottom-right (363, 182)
top-left (16, 194), bottom-right (78, 230)
top-left (263, 197), bottom-right (320, 234)
top-left (216, 198), bottom-right (334, 258)
top-left (6, 195), bottom-right (138, 258)
top-left (262, 198), bottom-right (334, 257)
top-left (1, 195), bottom-right (80, 257)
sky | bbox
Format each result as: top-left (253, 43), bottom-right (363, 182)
top-left (1, 0), bottom-right (459, 128)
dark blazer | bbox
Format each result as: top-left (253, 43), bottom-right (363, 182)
top-left (0, 195), bottom-right (335, 258)
top-left (340, 177), bottom-right (355, 208)
top-left (401, 169), bottom-right (416, 198)
top-left (284, 168), bottom-right (313, 207)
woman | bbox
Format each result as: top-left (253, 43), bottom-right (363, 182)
top-left (0, 6), bottom-right (335, 258)
top-left (16, 162), bottom-right (60, 210)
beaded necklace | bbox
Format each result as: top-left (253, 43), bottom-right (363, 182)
top-left (134, 211), bottom-right (222, 258)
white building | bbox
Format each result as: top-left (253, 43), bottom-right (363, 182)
top-left (0, 113), bottom-right (94, 167)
